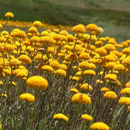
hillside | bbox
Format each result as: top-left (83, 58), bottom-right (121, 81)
top-left (0, 0), bottom-right (130, 42)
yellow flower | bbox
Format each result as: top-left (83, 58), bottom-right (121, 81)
top-left (71, 93), bottom-right (91, 104)
top-left (79, 52), bottom-right (90, 60)
top-left (80, 83), bottom-right (93, 92)
top-left (30, 36), bottom-right (40, 43)
top-left (86, 23), bottom-right (98, 32)
top-left (42, 65), bottom-right (54, 73)
top-left (70, 76), bottom-right (80, 81)
top-left (53, 28), bottom-right (59, 33)
top-left (33, 21), bottom-right (42, 28)
top-left (118, 97), bottom-right (130, 106)
top-left (52, 34), bottom-right (62, 41)
top-left (50, 61), bottom-right (60, 69)
top-left (104, 55), bottom-right (116, 62)
top-left (26, 76), bottom-right (48, 90)
top-left (4, 44), bottom-right (14, 52)
top-left (5, 12), bottom-right (14, 18)
top-left (54, 69), bottom-right (66, 77)
top-left (19, 93), bottom-right (35, 103)
top-left (40, 36), bottom-right (55, 45)
top-left (18, 55), bottom-right (32, 64)
top-left (0, 81), bottom-right (3, 85)
top-left (78, 61), bottom-right (90, 69)
top-left (100, 87), bottom-right (110, 92)
top-left (81, 114), bottom-right (93, 121)
top-left (65, 53), bottom-right (78, 61)
top-left (67, 34), bottom-right (74, 42)
top-left (53, 113), bottom-right (68, 121)
top-left (122, 56), bottom-right (130, 67)
top-left (72, 24), bottom-right (86, 34)
top-left (128, 106), bottom-right (130, 112)
top-left (120, 88), bottom-right (130, 95)
top-left (3, 69), bottom-right (11, 76)
top-left (105, 62), bottom-right (116, 69)
top-left (70, 88), bottom-right (79, 93)
top-left (60, 64), bottom-right (68, 71)
top-left (122, 47), bottom-right (130, 55)
top-left (59, 30), bottom-right (68, 36)
top-left (104, 44), bottom-right (116, 52)
top-left (104, 74), bottom-right (117, 81)
top-left (9, 58), bottom-right (21, 67)
top-left (90, 122), bottom-right (110, 130)
top-left (104, 91), bottom-right (117, 99)
top-left (16, 71), bottom-right (28, 77)
top-left (28, 26), bottom-right (38, 34)
top-left (113, 64), bottom-right (125, 71)
top-left (96, 79), bottom-right (103, 84)
top-left (83, 70), bottom-right (96, 76)
top-left (41, 31), bottom-right (50, 36)
top-left (95, 47), bottom-right (107, 56)
top-left (125, 82), bottom-right (130, 88)
top-left (0, 24), bottom-right (3, 29)
top-left (1, 93), bottom-right (7, 98)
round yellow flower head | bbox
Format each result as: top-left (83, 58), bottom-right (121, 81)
top-left (90, 122), bottom-right (110, 130)
top-left (105, 62), bottom-right (116, 69)
top-left (18, 55), bottom-right (32, 64)
top-left (81, 114), bottom-right (93, 121)
top-left (104, 73), bottom-right (117, 81)
top-left (83, 70), bottom-right (96, 76)
top-left (1, 93), bottom-right (7, 98)
top-left (5, 12), bottom-right (14, 18)
top-left (122, 47), bottom-right (130, 55)
top-left (101, 87), bottom-right (110, 92)
top-left (53, 113), bottom-right (68, 121)
top-left (79, 52), bottom-right (90, 60)
top-left (118, 97), bottom-right (130, 106)
top-left (53, 28), bottom-right (59, 33)
top-left (65, 53), bottom-right (78, 61)
top-left (95, 47), bottom-right (107, 56)
top-left (9, 58), bottom-right (21, 67)
top-left (0, 24), bottom-right (3, 29)
top-left (40, 36), bottom-right (55, 45)
top-left (72, 24), bottom-right (86, 34)
top-left (80, 83), bottom-right (93, 92)
top-left (128, 106), bottom-right (130, 112)
top-left (4, 44), bottom-right (15, 52)
top-left (71, 93), bottom-right (91, 104)
top-left (59, 30), bottom-right (68, 36)
top-left (19, 93), bottom-right (35, 103)
top-left (54, 69), bottom-right (66, 77)
top-left (125, 82), bottom-right (130, 88)
top-left (104, 91), bottom-right (117, 99)
top-left (50, 60), bottom-right (60, 69)
top-left (60, 64), bottom-right (68, 71)
top-left (41, 31), bottom-right (50, 36)
top-left (113, 64), bottom-right (125, 71)
top-left (122, 56), bottom-right (130, 67)
top-left (70, 88), bottom-right (79, 93)
top-left (67, 34), bottom-right (74, 42)
top-left (86, 23), bottom-right (98, 32)
top-left (28, 26), bottom-right (38, 34)
top-left (104, 44), bottom-right (116, 53)
top-left (33, 21), bottom-right (42, 28)
top-left (42, 65), bottom-right (54, 73)
top-left (120, 88), bottom-right (130, 95)
top-left (26, 76), bottom-right (48, 90)
top-left (96, 79), bottom-right (103, 84)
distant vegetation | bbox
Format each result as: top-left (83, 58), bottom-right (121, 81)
top-left (0, 0), bottom-right (130, 41)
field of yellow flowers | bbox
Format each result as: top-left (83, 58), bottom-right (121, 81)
top-left (0, 12), bottom-right (130, 130)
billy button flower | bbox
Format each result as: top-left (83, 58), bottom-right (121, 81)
top-left (19, 93), bottom-right (35, 103)
top-left (79, 83), bottom-right (93, 92)
top-left (65, 53), bottom-right (78, 61)
top-left (9, 58), bottom-right (21, 68)
top-left (105, 62), bottom-right (116, 70)
top-left (79, 52), bottom-right (90, 60)
top-left (83, 70), bottom-right (96, 76)
top-left (125, 81), bottom-right (130, 88)
top-left (90, 122), bottom-right (110, 130)
top-left (86, 23), bottom-right (98, 32)
top-left (60, 64), bottom-right (68, 71)
top-left (39, 36), bottom-right (55, 46)
top-left (59, 30), bottom-right (68, 36)
top-left (113, 64), bottom-right (125, 71)
top-left (18, 55), bottom-right (32, 64)
top-left (33, 21), bottom-right (42, 28)
top-left (81, 114), bottom-right (93, 121)
top-left (4, 44), bottom-right (15, 52)
top-left (72, 24), bottom-right (86, 34)
top-left (104, 91), bottom-right (117, 99)
top-left (49, 60), bottom-right (60, 69)
top-left (128, 106), bottom-right (130, 112)
top-left (100, 87), bottom-right (110, 92)
top-left (54, 69), bottom-right (66, 77)
top-left (95, 47), bottom-right (107, 56)
top-left (122, 56), bottom-right (130, 67)
top-left (53, 113), bottom-right (68, 122)
top-left (70, 87), bottom-right (79, 93)
top-left (37, 63), bottom-right (45, 71)
top-left (71, 93), bottom-right (91, 104)
top-left (67, 34), bottom-right (74, 42)
top-left (103, 44), bottom-right (116, 54)
top-left (120, 88), bottom-right (130, 96)
top-left (1, 93), bottom-right (7, 98)
top-left (53, 28), bottom-right (59, 33)
top-left (41, 65), bottom-right (54, 73)
top-left (118, 97), bottom-right (130, 106)
top-left (28, 26), bottom-right (38, 35)
top-left (104, 73), bottom-right (117, 81)
top-left (5, 12), bottom-right (14, 18)
top-left (0, 24), bottom-right (3, 29)
top-left (26, 76), bottom-right (48, 90)
top-left (41, 31), bottom-right (50, 36)
top-left (122, 47), bottom-right (130, 55)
